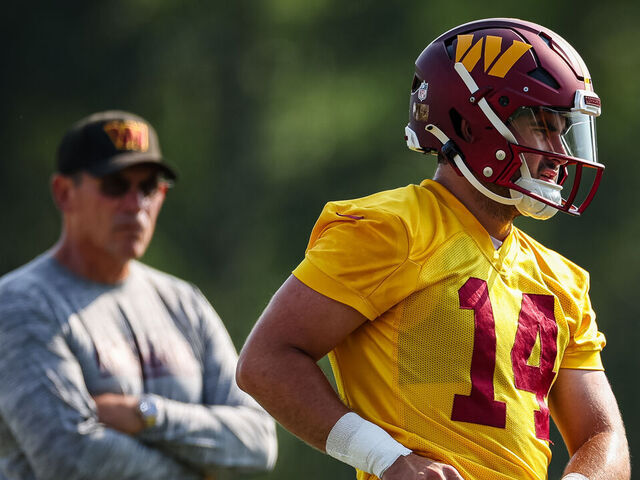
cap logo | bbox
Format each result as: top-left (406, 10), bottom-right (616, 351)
top-left (455, 34), bottom-right (532, 78)
top-left (103, 120), bottom-right (150, 152)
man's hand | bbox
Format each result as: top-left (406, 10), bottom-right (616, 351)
top-left (93, 393), bottom-right (145, 435)
top-left (382, 453), bottom-right (464, 479)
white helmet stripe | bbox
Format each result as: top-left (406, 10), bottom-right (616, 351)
top-left (454, 62), bottom-right (518, 144)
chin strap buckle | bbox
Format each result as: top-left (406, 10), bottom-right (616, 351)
top-left (441, 140), bottom-right (463, 163)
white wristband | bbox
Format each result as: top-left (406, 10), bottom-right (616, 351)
top-left (325, 412), bottom-right (411, 478)
top-left (562, 475), bottom-right (590, 480)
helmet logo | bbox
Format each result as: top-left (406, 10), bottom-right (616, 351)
top-left (103, 120), bottom-right (150, 152)
top-left (455, 34), bottom-right (532, 78)
top-left (417, 81), bottom-right (429, 101)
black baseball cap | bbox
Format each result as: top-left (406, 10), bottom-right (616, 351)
top-left (56, 110), bottom-right (177, 180)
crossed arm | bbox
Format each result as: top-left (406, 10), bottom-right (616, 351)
top-left (0, 292), bottom-right (276, 480)
top-left (92, 300), bottom-right (277, 476)
top-left (0, 303), bottom-right (201, 480)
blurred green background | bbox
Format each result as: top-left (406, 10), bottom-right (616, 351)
top-left (1, 0), bottom-right (637, 478)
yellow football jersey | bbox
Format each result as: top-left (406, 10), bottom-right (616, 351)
top-left (293, 180), bottom-right (605, 480)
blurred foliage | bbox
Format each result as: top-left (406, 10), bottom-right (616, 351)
top-left (1, 1), bottom-right (638, 479)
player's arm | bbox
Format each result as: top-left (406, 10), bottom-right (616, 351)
top-left (0, 295), bottom-right (201, 480)
top-left (236, 275), bottom-right (463, 480)
top-left (549, 368), bottom-right (630, 480)
top-left (237, 275), bottom-right (362, 447)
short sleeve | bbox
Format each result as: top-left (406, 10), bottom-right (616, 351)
top-left (560, 288), bottom-right (606, 370)
top-left (293, 200), bottom-right (421, 319)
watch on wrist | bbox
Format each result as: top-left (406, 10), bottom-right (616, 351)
top-left (137, 395), bottom-right (158, 429)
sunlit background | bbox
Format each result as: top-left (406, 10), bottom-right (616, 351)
top-left (2, 1), bottom-right (638, 478)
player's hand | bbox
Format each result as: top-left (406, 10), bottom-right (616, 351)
top-left (382, 453), bottom-right (464, 479)
top-left (93, 393), bottom-right (145, 435)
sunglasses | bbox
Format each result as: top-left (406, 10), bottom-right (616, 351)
top-left (98, 172), bottom-right (172, 198)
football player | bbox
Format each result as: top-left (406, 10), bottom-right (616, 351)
top-left (237, 18), bottom-right (630, 480)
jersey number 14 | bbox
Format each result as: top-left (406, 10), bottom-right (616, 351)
top-left (451, 277), bottom-right (558, 440)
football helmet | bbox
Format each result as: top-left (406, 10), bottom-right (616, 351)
top-left (405, 18), bottom-right (603, 219)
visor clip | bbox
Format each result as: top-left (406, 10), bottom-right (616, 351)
top-left (469, 86), bottom-right (494, 104)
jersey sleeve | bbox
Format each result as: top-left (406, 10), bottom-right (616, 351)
top-left (560, 283), bottom-right (606, 370)
top-left (293, 200), bottom-right (422, 320)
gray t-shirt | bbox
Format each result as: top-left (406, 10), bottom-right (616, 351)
top-left (0, 251), bottom-right (277, 480)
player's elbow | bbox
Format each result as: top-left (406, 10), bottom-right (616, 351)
top-left (235, 345), bottom-right (262, 397)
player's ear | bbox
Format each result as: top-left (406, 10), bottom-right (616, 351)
top-left (51, 173), bottom-right (78, 213)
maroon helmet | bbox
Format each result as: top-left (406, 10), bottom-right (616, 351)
top-left (405, 18), bottom-right (603, 219)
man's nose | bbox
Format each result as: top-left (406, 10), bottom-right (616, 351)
top-left (121, 188), bottom-right (147, 210)
top-left (546, 134), bottom-right (567, 157)
top-left (542, 156), bottom-right (567, 170)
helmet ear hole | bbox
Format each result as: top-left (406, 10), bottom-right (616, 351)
top-left (461, 119), bottom-right (474, 142)
top-left (449, 108), bottom-right (471, 141)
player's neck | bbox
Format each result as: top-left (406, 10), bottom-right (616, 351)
top-left (433, 165), bottom-right (516, 241)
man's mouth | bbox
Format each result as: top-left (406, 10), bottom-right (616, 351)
top-left (539, 169), bottom-right (558, 183)
top-left (114, 214), bottom-right (149, 232)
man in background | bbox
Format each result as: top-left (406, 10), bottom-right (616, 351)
top-left (0, 110), bottom-right (277, 480)
top-left (236, 18), bottom-right (629, 480)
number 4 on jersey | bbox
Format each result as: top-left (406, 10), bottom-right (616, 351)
top-left (451, 277), bottom-right (558, 440)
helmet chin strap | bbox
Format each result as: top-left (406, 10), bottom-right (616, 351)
top-left (436, 63), bottom-right (563, 220)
